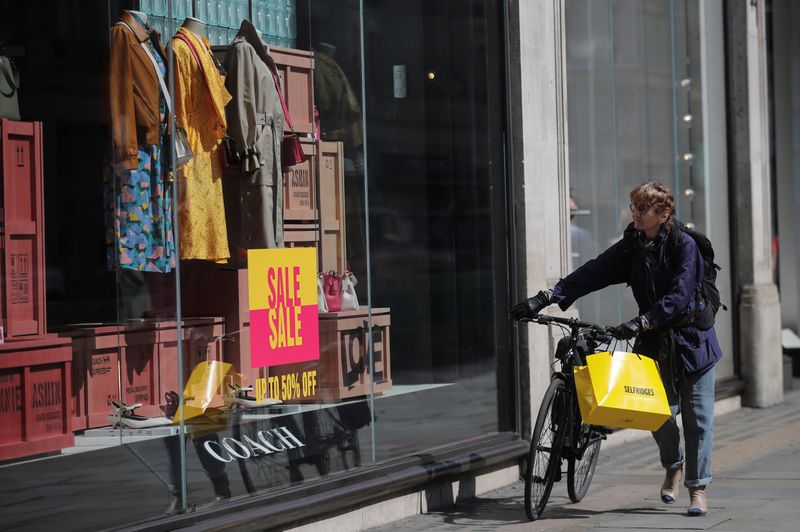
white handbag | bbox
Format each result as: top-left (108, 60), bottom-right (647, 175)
top-left (317, 273), bottom-right (329, 313)
top-left (341, 272), bottom-right (360, 311)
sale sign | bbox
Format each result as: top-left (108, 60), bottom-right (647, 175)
top-left (248, 248), bottom-right (319, 368)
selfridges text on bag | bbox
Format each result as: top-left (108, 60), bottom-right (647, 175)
top-left (0, 52), bottom-right (21, 120)
top-left (573, 351), bottom-right (671, 431)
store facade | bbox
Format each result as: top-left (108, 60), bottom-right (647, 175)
top-left (0, 0), bottom-right (785, 530)
top-left (0, 0), bottom-right (521, 530)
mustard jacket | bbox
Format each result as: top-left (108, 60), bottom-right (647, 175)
top-left (109, 11), bottom-right (167, 170)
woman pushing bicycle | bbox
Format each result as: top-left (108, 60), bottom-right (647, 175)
top-left (511, 182), bottom-right (723, 517)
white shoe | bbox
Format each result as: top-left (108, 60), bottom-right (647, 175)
top-left (107, 400), bottom-right (173, 429)
top-left (226, 383), bottom-right (282, 409)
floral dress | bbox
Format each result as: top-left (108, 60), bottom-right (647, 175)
top-left (105, 32), bottom-right (175, 273)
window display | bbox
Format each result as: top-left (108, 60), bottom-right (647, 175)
top-left (0, 1), bottom-right (509, 529)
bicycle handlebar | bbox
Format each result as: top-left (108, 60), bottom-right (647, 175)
top-left (518, 314), bottom-right (625, 341)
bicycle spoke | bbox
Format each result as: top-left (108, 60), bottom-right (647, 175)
top-left (568, 423), bottom-right (602, 503)
top-left (525, 379), bottom-right (567, 521)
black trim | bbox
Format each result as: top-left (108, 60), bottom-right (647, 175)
top-left (117, 432), bottom-right (528, 532)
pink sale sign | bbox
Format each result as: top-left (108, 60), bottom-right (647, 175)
top-left (248, 248), bottom-right (319, 367)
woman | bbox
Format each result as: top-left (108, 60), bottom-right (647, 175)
top-left (511, 182), bottom-right (722, 516)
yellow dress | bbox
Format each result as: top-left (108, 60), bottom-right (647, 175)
top-left (173, 28), bottom-right (233, 263)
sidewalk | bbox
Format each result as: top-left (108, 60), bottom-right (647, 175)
top-left (370, 380), bottom-right (800, 531)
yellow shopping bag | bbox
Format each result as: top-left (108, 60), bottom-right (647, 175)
top-left (573, 351), bottom-right (671, 431)
top-left (172, 360), bottom-right (232, 423)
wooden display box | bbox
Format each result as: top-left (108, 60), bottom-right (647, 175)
top-left (283, 139), bottom-right (318, 221)
top-left (268, 307), bottom-right (392, 403)
top-left (0, 119), bottom-right (47, 340)
top-left (155, 317), bottom-right (225, 406)
top-left (271, 46), bottom-right (315, 136)
top-left (181, 265), bottom-right (264, 388)
top-left (0, 335), bottom-right (74, 461)
top-left (60, 318), bottom-right (224, 431)
top-left (318, 141), bottom-right (347, 274)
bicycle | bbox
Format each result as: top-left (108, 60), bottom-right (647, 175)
top-left (519, 314), bottom-right (621, 521)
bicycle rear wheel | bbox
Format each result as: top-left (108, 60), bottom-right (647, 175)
top-left (567, 423), bottom-right (602, 502)
top-left (524, 378), bottom-right (567, 521)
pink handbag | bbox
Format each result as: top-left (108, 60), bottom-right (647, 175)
top-left (281, 133), bottom-right (304, 167)
top-left (271, 71), bottom-right (306, 167)
top-left (323, 271), bottom-right (343, 312)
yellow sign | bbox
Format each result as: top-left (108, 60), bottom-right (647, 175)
top-left (248, 248), bottom-right (320, 367)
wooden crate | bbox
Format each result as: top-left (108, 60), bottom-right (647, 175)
top-left (61, 318), bottom-right (224, 431)
top-left (283, 139), bottom-right (318, 221)
top-left (0, 335), bottom-right (74, 460)
top-left (271, 46), bottom-right (315, 136)
top-left (181, 265), bottom-right (264, 388)
top-left (268, 307), bottom-right (392, 403)
top-left (152, 317), bottom-right (225, 413)
top-left (284, 222), bottom-right (322, 269)
top-left (0, 119), bottom-right (47, 340)
top-left (318, 141), bottom-right (347, 274)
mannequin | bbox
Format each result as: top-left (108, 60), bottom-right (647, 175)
top-left (181, 16), bottom-right (206, 38)
top-left (223, 19), bottom-right (286, 257)
top-left (172, 17), bottom-right (233, 263)
top-left (128, 10), bottom-right (147, 24)
top-left (106, 9), bottom-right (176, 275)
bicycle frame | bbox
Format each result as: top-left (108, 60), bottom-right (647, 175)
top-left (520, 313), bottom-right (619, 520)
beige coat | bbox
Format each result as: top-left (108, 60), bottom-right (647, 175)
top-left (223, 20), bottom-right (286, 257)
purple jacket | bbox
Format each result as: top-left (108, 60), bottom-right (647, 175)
top-left (551, 226), bottom-right (723, 374)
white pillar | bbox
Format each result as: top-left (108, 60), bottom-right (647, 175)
top-left (728, 0), bottom-right (783, 407)
top-left (507, 0), bottom-right (573, 430)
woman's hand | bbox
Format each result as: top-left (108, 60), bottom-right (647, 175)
top-left (609, 316), bottom-right (651, 339)
top-left (510, 290), bottom-right (553, 320)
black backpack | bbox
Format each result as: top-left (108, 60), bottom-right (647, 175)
top-left (623, 220), bottom-right (726, 330)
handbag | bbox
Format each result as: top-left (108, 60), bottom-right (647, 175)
top-left (573, 351), bottom-right (671, 431)
top-left (0, 52), bottom-right (21, 120)
top-left (167, 126), bottom-right (193, 167)
top-left (317, 273), bottom-right (329, 313)
top-left (340, 271), bottom-right (359, 311)
top-left (270, 70), bottom-right (306, 167)
top-left (281, 133), bottom-right (305, 167)
top-left (221, 135), bottom-right (240, 166)
top-left (322, 270), bottom-right (343, 312)
top-left (116, 21), bottom-right (193, 169)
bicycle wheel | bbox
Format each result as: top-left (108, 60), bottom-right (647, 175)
top-left (567, 423), bottom-right (602, 502)
top-left (524, 378), bottom-right (567, 521)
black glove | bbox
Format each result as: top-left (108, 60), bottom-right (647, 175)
top-left (610, 316), bottom-right (649, 339)
top-left (510, 290), bottom-right (553, 321)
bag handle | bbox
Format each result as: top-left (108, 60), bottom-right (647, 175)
top-left (174, 33), bottom-right (203, 76)
top-left (270, 69), bottom-right (296, 135)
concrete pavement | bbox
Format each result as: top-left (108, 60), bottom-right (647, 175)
top-left (370, 380), bottom-right (800, 531)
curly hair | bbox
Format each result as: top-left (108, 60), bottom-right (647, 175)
top-left (629, 182), bottom-right (676, 227)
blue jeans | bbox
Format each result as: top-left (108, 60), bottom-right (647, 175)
top-left (652, 365), bottom-right (715, 487)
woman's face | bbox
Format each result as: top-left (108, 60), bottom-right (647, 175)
top-left (630, 202), bottom-right (670, 235)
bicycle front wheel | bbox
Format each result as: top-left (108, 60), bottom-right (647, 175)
top-left (567, 423), bottom-right (602, 502)
top-left (524, 377), bottom-right (567, 521)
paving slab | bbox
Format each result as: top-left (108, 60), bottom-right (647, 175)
top-left (369, 381), bottom-right (800, 532)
